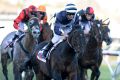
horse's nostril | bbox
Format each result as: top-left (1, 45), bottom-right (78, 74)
top-left (33, 31), bottom-right (40, 35)
top-left (38, 32), bottom-right (40, 34)
top-left (33, 31), bottom-right (37, 34)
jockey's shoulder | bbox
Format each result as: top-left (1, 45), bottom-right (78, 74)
top-left (56, 10), bottom-right (66, 17)
top-left (55, 10), bottom-right (66, 21)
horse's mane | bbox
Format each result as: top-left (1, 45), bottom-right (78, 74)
top-left (68, 24), bottom-right (85, 53)
top-left (88, 20), bottom-right (103, 48)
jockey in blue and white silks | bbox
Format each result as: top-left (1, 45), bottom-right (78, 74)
top-left (38, 3), bottom-right (79, 62)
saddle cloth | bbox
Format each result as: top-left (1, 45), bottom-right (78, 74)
top-left (37, 39), bottom-right (64, 60)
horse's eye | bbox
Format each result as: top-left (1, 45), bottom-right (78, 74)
top-left (38, 32), bottom-right (40, 34)
top-left (29, 22), bottom-right (32, 26)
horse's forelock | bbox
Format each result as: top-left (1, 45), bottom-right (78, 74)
top-left (29, 17), bottom-right (39, 21)
top-left (28, 17), bottom-right (39, 28)
top-left (68, 25), bottom-right (85, 51)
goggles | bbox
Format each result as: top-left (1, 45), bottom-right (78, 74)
top-left (66, 12), bottom-right (75, 15)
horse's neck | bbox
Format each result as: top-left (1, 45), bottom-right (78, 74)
top-left (41, 25), bottom-right (53, 41)
top-left (87, 37), bottom-right (98, 50)
top-left (23, 33), bottom-right (37, 52)
top-left (59, 41), bottom-right (75, 59)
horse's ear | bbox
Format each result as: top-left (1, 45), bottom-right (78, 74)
top-left (106, 20), bottom-right (110, 25)
top-left (100, 19), bottom-right (102, 23)
top-left (102, 18), bottom-right (110, 27)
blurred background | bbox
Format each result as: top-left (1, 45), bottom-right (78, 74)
top-left (0, 0), bottom-right (120, 50)
top-left (0, 0), bottom-right (120, 80)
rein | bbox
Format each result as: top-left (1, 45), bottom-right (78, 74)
top-left (17, 32), bottom-right (38, 57)
top-left (17, 34), bottom-right (30, 56)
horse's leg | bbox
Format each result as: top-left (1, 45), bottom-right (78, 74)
top-left (52, 70), bottom-right (62, 80)
top-left (84, 69), bottom-right (89, 80)
top-left (24, 69), bottom-right (34, 80)
top-left (68, 71), bottom-right (78, 80)
top-left (79, 67), bottom-right (86, 80)
top-left (1, 53), bottom-right (9, 80)
top-left (35, 72), bottom-right (46, 80)
top-left (13, 61), bottom-right (22, 80)
top-left (90, 67), bottom-right (100, 80)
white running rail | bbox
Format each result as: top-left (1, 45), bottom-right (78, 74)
top-left (103, 50), bottom-right (120, 80)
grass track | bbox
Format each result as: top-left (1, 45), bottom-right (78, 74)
top-left (1, 63), bottom-right (120, 80)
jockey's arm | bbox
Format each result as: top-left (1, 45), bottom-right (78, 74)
top-left (54, 22), bottom-right (63, 36)
top-left (13, 10), bottom-right (25, 30)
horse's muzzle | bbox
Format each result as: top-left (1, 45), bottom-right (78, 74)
top-left (106, 37), bottom-right (112, 45)
top-left (32, 30), bottom-right (40, 39)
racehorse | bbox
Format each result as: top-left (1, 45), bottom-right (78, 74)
top-left (31, 25), bottom-right (86, 80)
top-left (78, 19), bottom-right (112, 80)
top-left (1, 31), bottom-right (16, 80)
top-left (0, 19), bottom-right (53, 80)
top-left (12, 17), bottom-right (41, 80)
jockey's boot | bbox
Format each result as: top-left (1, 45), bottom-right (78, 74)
top-left (9, 34), bottom-right (19, 47)
top-left (39, 41), bottom-right (54, 62)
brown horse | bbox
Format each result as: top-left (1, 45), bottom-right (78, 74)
top-left (31, 25), bottom-right (85, 80)
top-left (78, 19), bottom-right (112, 80)
top-left (39, 23), bottom-right (53, 42)
top-left (12, 17), bottom-right (41, 80)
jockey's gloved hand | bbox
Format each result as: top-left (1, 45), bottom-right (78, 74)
top-left (18, 28), bottom-right (26, 33)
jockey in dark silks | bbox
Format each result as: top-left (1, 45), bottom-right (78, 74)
top-left (38, 3), bottom-right (79, 62)
top-left (77, 7), bottom-right (95, 34)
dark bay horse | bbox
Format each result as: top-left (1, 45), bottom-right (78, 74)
top-left (78, 19), bottom-right (112, 80)
top-left (12, 17), bottom-right (41, 80)
top-left (31, 25), bottom-right (85, 80)
top-left (99, 19), bottom-right (112, 45)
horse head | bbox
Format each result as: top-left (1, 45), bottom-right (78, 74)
top-left (100, 19), bottom-right (112, 45)
top-left (91, 19), bottom-right (112, 45)
top-left (27, 17), bottom-right (41, 40)
top-left (68, 25), bottom-right (86, 56)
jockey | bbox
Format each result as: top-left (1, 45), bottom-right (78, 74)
top-left (37, 5), bottom-right (48, 24)
top-left (77, 7), bottom-right (95, 34)
top-left (10, 5), bottom-right (38, 46)
top-left (37, 5), bottom-right (48, 43)
top-left (38, 3), bottom-right (79, 62)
